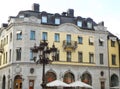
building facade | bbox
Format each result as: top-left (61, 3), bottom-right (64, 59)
top-left (0, 3), bottom-right (119, 89)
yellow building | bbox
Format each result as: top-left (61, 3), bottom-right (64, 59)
top-left (108, 34), bottom-right (120, 88)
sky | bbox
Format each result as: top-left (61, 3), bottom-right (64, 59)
top-left (0, 0), bottom-right (120, 38)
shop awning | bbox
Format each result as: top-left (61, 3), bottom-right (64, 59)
top-left (47, 80), bottom-right (69, 87)
top-left (69, 80), bottom-right (93, 88)
top-left (110, 86), bottom-right (120, 89)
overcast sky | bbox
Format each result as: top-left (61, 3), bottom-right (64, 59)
top-left (0, 0), bottom-right (120, 37)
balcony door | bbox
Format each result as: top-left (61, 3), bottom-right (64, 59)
top-left (66, 35), bottom-right (71, 45)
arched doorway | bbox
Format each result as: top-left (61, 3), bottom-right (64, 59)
top-left (81, 73), bottom-right (92, 85)
top-left (110, 74), bottom-right (119, 87)
top-left (63, 72), bottom-right (75, 89)
top-left (14, 75), bottom-right (22, 89)
top-left (45, 71), bottom-right (57, 89)
top-left (2, 75), bottom-right (6, 89)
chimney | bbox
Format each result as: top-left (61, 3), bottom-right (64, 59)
top-left (67, 9), bottom-right (74, 17)
top-left (32, 3), bottom-right (40, 12)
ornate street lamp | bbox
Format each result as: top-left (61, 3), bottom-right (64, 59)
top-left (31, 40), bottom-right (57, 89)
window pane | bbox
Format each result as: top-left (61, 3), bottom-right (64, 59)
top-left (17, 32), bottom-right (22, 40)
top-left (54, 50), bottom-right (59, 61)
top-left (100, 53), bottom-right (104, 64)
top-left (9, 49), bottom-right (11, 62)
top-left (111, 40), bottom-right (115, 47)
top-left (77, 21), bottom-right (82, 27)
top-left (42, 32), bottom-right (47, 40)
top-left (78, 52), bottom-right (82, 62)
top-left (54, 33), bottom-right (60, 42)
top-left (67, 52), bottom-right (71, 62)
top-left (30, 31), bottom-right (35, 40)
top-left (30, 50), bottom-right (33, 61)
top-left (89, 53), bottom-right (94, 63)
top-left (87, 22), bottom-right (92, 28)
top-left (78, 37), bottom-right (82, 44)
top-left (55, 18), bottom-right (60, 25)
top-left (67, 35), bottom-right (71, 44)
top-left (16, 48), bottom-right (21, 61)
top-left (42, 16), bottom-right (47, 23)
top-left (112, 55), bottom-right (116, 65)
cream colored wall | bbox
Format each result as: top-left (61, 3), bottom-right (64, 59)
top-left (40, 30), bottom-right (95, 66)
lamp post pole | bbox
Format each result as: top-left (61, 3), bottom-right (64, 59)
top-left (31, 40), bottom-right (57, 89)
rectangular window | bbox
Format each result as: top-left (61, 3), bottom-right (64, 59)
top-left (78, 36), bottom-right (83, 44)
top-left (54, 50), bottom-right (59, 61)
top-left (89, 37), bottom-right (94, 45)
top-left (6, 52), bottom-right (7, 63)
top-left (30, 50), bottom-right (33, 61)
top-left (78, 52), bottom-right (83, 62)
top-left (10, 33), bottom-right (12, 42)
top-left (100, 53), bottom-right (104, 64)
top-left (112, 54), bottom-right (116, 65)
top-left (54, 33), bottom-right (60, 42)
top-left (99, 39), bottom-right (104, 46)
top-left (89, 53), bottom-right (94, 63)
top-left (16, 31), bottom-right (22, 40)
top-left (67, 52), bottom-right (71, 62)
top-left (3, 53), bottom-right (5, 64)
top-left (30, 31), bottom-right (35, 40)
top-left (9, 49), bottom-right (11, 62)
top-left (111, 40), bottom-right (115, 47)
top-left (42, 16), bottom-right (47, 23)
top-left (66, 34), bottom-right (71, 45)
top-left (55, 18), bottom-right (60, 25)
top-left (16, 48), bottom-right (21, 61)
top-left (0, 56), bottom-right (1, 65)
top-left (42, 32), bottom-right (47, 40)
top-left (87, 22), bottom-right (92, 29)
top-left (77, 21), bottom-right (82, 27)
top-left (6, 36), bottom-right (8, 44)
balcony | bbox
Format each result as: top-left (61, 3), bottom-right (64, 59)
top-left (63, 40), bottom-right (77, 51)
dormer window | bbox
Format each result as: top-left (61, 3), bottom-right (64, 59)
top-left (87, 22), bottom-right (92, 29)
top-left (77, 20), bottom-right (82, 27)
top-left (41, 16), bottom-right (47, 23)
top-left (55, 18), bottom-right (60, 25)
top-left (19, 15), bottom-right (24, 18)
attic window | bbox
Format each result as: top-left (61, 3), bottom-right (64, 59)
top-left (87, 22), bottom-right (92, 29)
top-left (77, 20), bottom-right (82, 27)
top-left (55, 18), bottom-right (60, 25)
top-left (41, 16), bottom-right (47, 23)
top-left (19, 15), bottom-right (24, 18)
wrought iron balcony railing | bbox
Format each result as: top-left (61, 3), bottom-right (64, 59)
top-left (63, 40), bottom-right (77, 51)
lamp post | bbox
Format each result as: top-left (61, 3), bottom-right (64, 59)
top-left (31, 40), bottom-right (57, 89)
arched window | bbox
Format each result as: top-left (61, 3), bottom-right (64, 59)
top-left (111, 74), bottom-right (119, 87)
top-left (45, 72), bottom-right (57, 89)
top-left (45, 72), bottom-right (56, 83)
top-left (2, 75), bottom-right (6, 89)
top-left (63, 72), bottom-right (75, 84)
top-left (14, 75), bottom-right (22, 89)
top-left (81, 73), bottom-right (92, 85)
